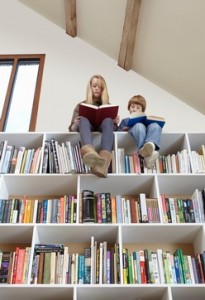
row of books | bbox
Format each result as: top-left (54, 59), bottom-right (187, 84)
top-left (155, 150), bottom-right (191, 174)
top-left (122, 248), bottom-right (205, 284)
top-left (2, 189), bottom-right (205, 224)
top-left (42, 139), bottom-right (90, 174)
top-left (80, 191), bottom-right (160, 224)
top-left (161, 188), bottom-right (205, 224)
top-left (0, 140), bottom-right (42, 174)
top-left (191, 144), bottom-right (205, 173)
top-left (0, 139), bottom-right (204, 175)
top-left (31, 241), bottom-right (120, 285)
top-left (0, 247), bottom-right (31, 284)
top-left (2, 245), bottom-right (204, 285)
top-left (118, 148), bottom-right (192, 174)
top-left (0, 195), bottom-right (77, 224)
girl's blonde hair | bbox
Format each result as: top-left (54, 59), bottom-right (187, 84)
top-left (86, 75), bottom-right (109, 104)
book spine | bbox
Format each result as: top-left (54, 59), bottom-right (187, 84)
top-left (82, 190), bottom-right (95, 223)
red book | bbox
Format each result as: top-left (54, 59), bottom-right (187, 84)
top-left (139, 250), bottom-right (147, 283)
top-left (15, 248), bottom-right (26, 284)
top-left (79, 103), bottom-right (119, 127)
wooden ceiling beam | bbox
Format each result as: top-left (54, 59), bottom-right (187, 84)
top-left (118, 0), bottom-right (141, 71)
top-left (64, 0), bottom-right (77, 37)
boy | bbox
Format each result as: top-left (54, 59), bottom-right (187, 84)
top-left (118, 95), bottom-right (162, 168)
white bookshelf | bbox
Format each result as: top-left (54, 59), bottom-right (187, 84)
top-left (0, 132), bottom-right (205, 300)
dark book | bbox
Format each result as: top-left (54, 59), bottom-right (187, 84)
top-left (127, 112), bottom-right (165, 128)
top-left (122, 248), bottom-right (128, 284)
top-left (165, 197), bottom-right (172, 223)
top-left (110, 248), bottom-right (115, 284)
top-left (82, 190), bottom-right (95, 223)
top-left (195, 253), bottom-right (205, 283)
top-left (2, 199), bottom-right (10, 223)
top-left (84, 247), bottom-right (91, 284)
top-left (200, 251), bottom-right (205, 275)
top-left (115, 243), bottom-right (121, 284)
top-left (42, 141), bottom-right (49, 173)
top-left (51, 198), bottom-right (58, 223)
top-left (201, 188), bottom-right (205, 217)
top-left (186, 198), bottom-right (195, 222)
top-left (144, 249), bottom-right (151, 283)
top-left (129, 197), bottom-right (137, 223)
top-left (105, 192), bottom-right (112, 223)
top-left (8, 147), bottom-right (18, 173)
top-left (34, 244), bottom-right (64, 254)
top-left (182, 199), bottom-right (191, 223)
top-left (37, 252), bottom-right (45, 284)
top-left (0, 199), bottom-right (6, 223)
top-left (79, 103), bottom-right (119, 127)
top-left (0, 251), bottom-right (13, 283)
top-left (50, 139), bottom-right (60, 173)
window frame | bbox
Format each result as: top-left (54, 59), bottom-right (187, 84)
top-left (0, 54), bottom-right (45, 132)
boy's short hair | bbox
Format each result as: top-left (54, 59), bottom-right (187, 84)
top-left (127, 95), bottom-right (146, 112)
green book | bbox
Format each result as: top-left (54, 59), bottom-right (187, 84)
top-left (42, 252), bottom-right (51, 284)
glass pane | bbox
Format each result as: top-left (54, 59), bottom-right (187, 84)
top-left (0, 62), bottom-right (12, 118)
top-left (4, 61), bottom-right (39, 132)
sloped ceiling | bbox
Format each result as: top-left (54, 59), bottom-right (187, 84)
top-left (18, 0), bottom-right (205, 115)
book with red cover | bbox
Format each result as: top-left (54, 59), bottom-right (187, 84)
top-left (79, 103), bottom-right (119, 127)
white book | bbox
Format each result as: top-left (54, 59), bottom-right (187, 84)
top-left (90, 236), bottom-right (95, 284)
top-left (15, 146), bottom-right (25, 174)
top-left (139, 193), bottom-right (148, 223)
top-left (171, 154), bottom-right (177, 173)
top-left (156, 248), bottom-right (166, 284)
top-left (50, 252), bottom-right (56, 284)
top-left (32, 199), bottom-right (39, 223)
top-left (61, 142), bottom-right (70, 173)
top-left (198, 190), bottom-right (205, 222)
top-left (34, 147), bottom-right (42, 173)
top-left (151, 251), bottom-right (160, 284)
top-left (103, 241), bottom-right (107, 284)
top-left (99, 242), bottom-right (103, 284)
top-left (187, 254), bottom-right (195, 284)
top-left (75, 253), bottom-right (79, 284)
top-left (191, 189), bottom-right (202, 223)
top-left (1, 145), bottom-right (14, 173)
top-left (117, 148), bottom-right (125, 173)
top-left (55, 140), bottom-right (63, 173)
top-left (191, 150), bottom-right (200, 173)
top-left (0, 140), bottom-right (8, 173)
top-left (169, 198), bottom-right (177, 223)
top-left (65, 141), bottom-right (76, 173)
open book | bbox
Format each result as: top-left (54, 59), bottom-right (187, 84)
top-left (127, 112), bottom-right (166, 128)
top-left (79, 103), bottom-right (119, 127)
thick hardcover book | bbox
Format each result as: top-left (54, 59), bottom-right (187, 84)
top-left (0, 251), bottom-right (12, 283)
top-left (82, 190), bottom-right (95, 223)
top-left (127, 112), bottom-right (165, 128)
top-left (79, 103), bottom-right (119, 127)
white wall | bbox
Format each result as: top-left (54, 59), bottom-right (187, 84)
top-left (1, 0), bottom-right (205, 133)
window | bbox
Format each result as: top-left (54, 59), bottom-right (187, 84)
top-left (0, 54), bottom-right (45, 132)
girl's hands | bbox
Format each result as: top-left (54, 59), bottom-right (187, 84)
top-left (113, 115), bottom-right (120, 125)
top-left (71, 116), bottom-right (81, 131)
